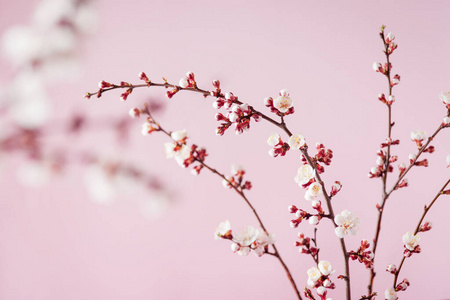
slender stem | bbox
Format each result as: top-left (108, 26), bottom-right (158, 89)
top-left (368, 31), bottom-right (394, 294)
top-left (156, 122), bottom-right (303, 300)
top-left (392, 179), bottom-right (450, 286)
top-left (89, 76), bottom-right (352, 300)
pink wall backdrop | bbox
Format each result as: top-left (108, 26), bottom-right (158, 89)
top-left (1, 1), bottom-right (450, 299)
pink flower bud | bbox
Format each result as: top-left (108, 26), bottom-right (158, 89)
top-left (212, 80), bottom-right (220, 89)
top-left (98, 80), bottom-right (112, 89)
top-left (139, 72), bottom-right (149, 82)
top-left (386, 264), bottom-right (397, 274)
top-left (385, 32), bottom-right (395, 43)
top-left (387, 95), bottom-right (395, 105)
top-left (129, 107), bottom-right (140, 119)
top-left (373, 62), bottom-right (384, 73)
top-left (331, 181), bottom-right (342, 196)
top-left (443, 116), bottom-right (450, 126)
top-left (378, 93), bottom-right (386, 103)
top-left (179, 77), bottom-right (189, 88)
top-left (419, 221), bottom-right (432, 232)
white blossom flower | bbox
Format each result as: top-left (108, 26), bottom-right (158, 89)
top-left (231, 164), bottom-right (244, 176)
top-left (267, 133), bottom-right (280, 146)
top-left (376, 156), bottom-right (384, 166)
top-left (228, 112), bottom-right (239, 123)
top-left (307, 266), bottom-right (322, 282)
top-left (443, 116), bottom-right (450, 125)
top-left (385, 287), bottom-right (398, 300)
top-left (214, 220), bottom-right (231, 240)
top-left (373, 62), bottom-right (382, 72)
top-left (295, 165), bottom-right (315, 186)
top-left (171, 129), bottom-right (187, 141)
top-left (288, 134), bottom-right (305, 149)
top-left (386, 32), bottom-right (395, 42)
top-left (318, 260), bottom-right (334, 276)
top-left (334, 209), bottom-right (360, 238)
top-left (317, 286), bottom-right (326, 296)
top-left (253, 231), bottom-right (275, 257)
top-left (308, 215), bottom-right (319, 225)
top-left (410, 130), bottom-right (426, 141)
top-left (164, 143), bottom-right (191, 167)
top-left (408, 153), bottom-right (416, 161)
top-left (386, 264), bottom-right (397, 273)
top-left (233, 226), bottom-right (259, 256)
top-left (402, 232), bottom-right (420, 251)
top-left (323, 279), bottom-right (332, 288)
top-left (273, 90), bottom-right (293, 113)
top-left (305, 182), bottom-right (323, 201)
top-left (174, 145), bottom-right (191, 168)
top-left (439, 91), bottom-right (450, 104)
top-left (179, 77), bottom-right (189, 88)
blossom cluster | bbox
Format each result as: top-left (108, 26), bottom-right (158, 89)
top-left (305, 260), bottom-right (336, 299)
top-left (214, 220), bottom-right (275, 257)
top-left (295, 232), bottom-right (319, 261)
top-left (222, 165), bottom-right (252, 191)
top-left (349, 240), bottom-right (374, 269)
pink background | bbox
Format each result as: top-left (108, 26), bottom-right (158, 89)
top-left (1, 1), bottom-right (450, 299)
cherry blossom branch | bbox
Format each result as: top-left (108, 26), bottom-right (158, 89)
top-left (368, 30), bottom-right (396, 294)
top-left (140, 107), bottom-right (303, 300)
top-left (367, 27), bottom-right (449, 296)
top-left (392, 179), bottom-right (450, 288)
top-left (87, 75), bottom-right (353, 300)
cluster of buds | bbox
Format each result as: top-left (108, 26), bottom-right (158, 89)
top-left (212, 91), bottom-right (237, 110)
top-left (368, 149), bottom-right (394, 178)
top-left (209, 80), bottom-right (222, 97)
top-left (295, 233), bottom-right (319, 261)
top-left (162, 130), bottom-right (208, 174)
top-left (288, 205), bottom-right (318, 227)
top-left (439, 91), bottom-right (450, 110)
top-left (306, 260), bottom-right (336, 300)
top-left (377, 93), bottom-right (396, 105)
top-left (402, 232), bottom-right (421, 257)
top-left (214, 220), bottom-right (275, 257)
top-left (264, 89), bottom-right (295, 116)
top-left (215, 103), bottom-right (260, 135)
top-left (380, 137), bottom-right (400, 148)
top-left (394, 178), bottom-right (408, 190)
top-left (408, 153), bottom-right (429, 167)
top-left (300, 143), bottom-right (333, 174)
top-left (267, 133), bottom-right (290, 157)
top-left (222, 165), bottom-right (252, 191)
top-left (349, 240), bottom-right (374, 269)
top-left (178, 71), bottom-right (197, 89)
top-left (410, 130), bottom-right (426, 148)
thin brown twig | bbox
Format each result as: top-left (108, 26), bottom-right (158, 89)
top-left (393, 179), bottom-right (450, 286)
